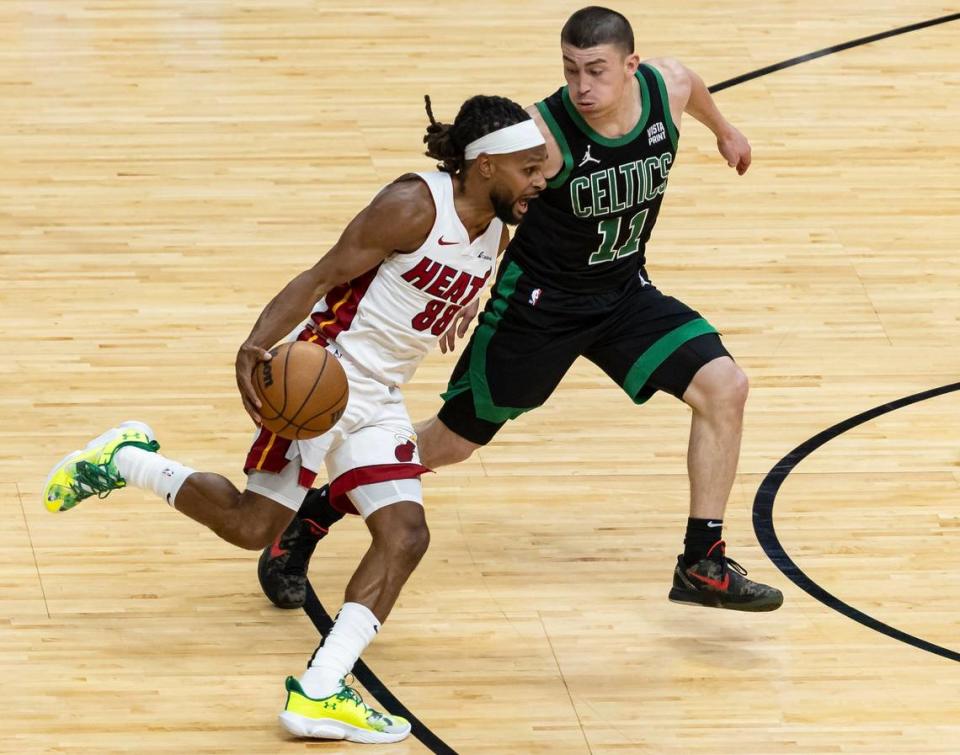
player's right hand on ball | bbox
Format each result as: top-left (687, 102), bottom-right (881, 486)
top-left (236, 342), bottom-right (272, 425)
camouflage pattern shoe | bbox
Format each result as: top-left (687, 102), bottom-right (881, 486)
top-left (257, 517), bottom-right (326, 609)
top-left (668, 540), bottom-right (783, 612)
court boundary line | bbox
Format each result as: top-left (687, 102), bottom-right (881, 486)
top-left (302, 13), bottom-right (960, 751)
top-left (303, 583), bottom-right (459, 754)
top-left (709, 12), bottom-right (959, 93)
top-left (752, 383), bottom-right (960, 663)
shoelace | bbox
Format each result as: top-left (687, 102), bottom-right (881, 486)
top-left (335, 676), bottom-right (367, 706)
top-left (336, 677), bottom-right (389, 723)
top-left (72, 461), bottom-right (124, 501)
top-left (708, 543), bottom-right (748, 577)
top-left (722, 556), bottom-right (748, 576)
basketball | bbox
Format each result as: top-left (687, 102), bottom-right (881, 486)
top-left (253, 341), bottom-right (349, 440)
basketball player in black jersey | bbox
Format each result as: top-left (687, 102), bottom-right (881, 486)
top-left (260, 6), bottom-right (783, 613)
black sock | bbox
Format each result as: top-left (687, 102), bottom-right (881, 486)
top-left (298, 484), bottom-right (344, 532)
top-left (683, 517), bottom-right (723, 566)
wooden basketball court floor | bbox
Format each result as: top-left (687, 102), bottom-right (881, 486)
top-left (1, 2), bottom-right (957, 752)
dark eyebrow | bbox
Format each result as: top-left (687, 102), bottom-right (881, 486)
top-left (562, 55), bottom-right (608, 67)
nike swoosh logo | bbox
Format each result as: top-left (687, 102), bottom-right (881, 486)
top-left (269, 541), bottom-right (288, 559)
top-left (437, 236), bottom-right (458, 246)
top-left (707, 521), bottom-right (722, 528)
top-left (688, 571), bottom-right (730, 591)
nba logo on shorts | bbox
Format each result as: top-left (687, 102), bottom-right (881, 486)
top-left (529, 288), bottom-right (542, 306)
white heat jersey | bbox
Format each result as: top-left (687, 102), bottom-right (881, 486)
top-left (306, 171), bottom-right (501, 386)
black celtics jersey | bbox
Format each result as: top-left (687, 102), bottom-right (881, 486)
top-left (508, 64), bottom-right (679, 293)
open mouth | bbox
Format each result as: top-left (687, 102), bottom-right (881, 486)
top-left (516, 194), bottom-right (538, 214)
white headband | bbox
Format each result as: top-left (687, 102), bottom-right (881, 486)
top-left (463, 120), bottom-right (546, 160)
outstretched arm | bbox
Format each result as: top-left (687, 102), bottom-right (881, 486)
top-left (646, 57), bottom-right (752, 175)
top-left (236, 179), bottom-right (435, 422)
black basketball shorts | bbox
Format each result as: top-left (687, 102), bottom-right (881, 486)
top-left (438, 257), bottom-right (731, 446)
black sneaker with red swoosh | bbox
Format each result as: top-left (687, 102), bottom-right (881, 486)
top-left (669, 541), bottom-right (783, 612)
top-left (257, 518), bottom-right (326, 609)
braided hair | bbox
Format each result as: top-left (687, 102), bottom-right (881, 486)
top-left (423, 94), bottom-right (531, 175)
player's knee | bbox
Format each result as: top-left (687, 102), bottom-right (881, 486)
top-left (426, 432), bottom-right (479, 467)
top-left (708, 363), bottom-right (748, 414)
top-left (397, 521), bottom-right (431, 562)
top-left (417, 416), bottom-right (480, 468)
top-left (724, 363), bottom-right (749, 409)
top-left (686, 358), bottom-right (749, 415)
top-left (377, 517), bottom-right (430, 565)
top-left (431, 436), bottom-right (477, 467)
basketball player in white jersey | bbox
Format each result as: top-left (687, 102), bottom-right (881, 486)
top-left (42, 94), bottom-right (547, 744)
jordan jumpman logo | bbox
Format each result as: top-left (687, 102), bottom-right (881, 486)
top-left (579, 144), bottom-right (601, 167)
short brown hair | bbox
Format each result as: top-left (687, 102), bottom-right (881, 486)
top-left (561, 6), bottom-right (634, 54)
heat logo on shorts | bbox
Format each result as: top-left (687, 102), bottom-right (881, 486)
top-left (394, 436), bottom-right (416, 462)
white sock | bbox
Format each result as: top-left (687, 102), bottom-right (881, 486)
top-left (300, 602), bottom-right (380, 698)
top-left (114, 446), bottom-right (195, 507)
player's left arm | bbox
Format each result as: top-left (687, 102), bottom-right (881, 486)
top-left (645, 57), bottom-right (751, 175)
top-left (437, 224), bottom-right (509, 354)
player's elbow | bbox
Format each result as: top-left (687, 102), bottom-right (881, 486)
top-left (303, 260), bottom-right (346, 303)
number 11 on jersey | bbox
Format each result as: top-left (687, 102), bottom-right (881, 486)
top-left (588, 208), bottom-right (649, 265)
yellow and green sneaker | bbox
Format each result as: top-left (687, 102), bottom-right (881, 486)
top-left (43, 421), bottom-right (159, 513)
top-left (278, 676), bottom-right (411, 744)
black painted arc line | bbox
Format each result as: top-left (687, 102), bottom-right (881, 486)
top-left (298, 13), bottom-right (960, 750)
top-left (752, 382), bottom-right (960, 663)
top-left (709, 13), bottom-right (960, 92)
top-left (303, 583), bottom-right (460, 754)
